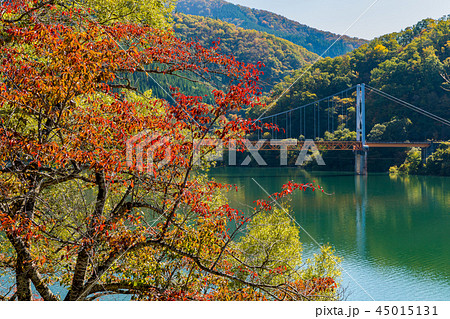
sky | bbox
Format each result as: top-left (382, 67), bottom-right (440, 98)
top-left (227, 0), bottom-right (450, 40)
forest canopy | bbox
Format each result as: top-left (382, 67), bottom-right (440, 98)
top-left (176, 0), bottom-right (367, 57)
top-left (173, 13), bottom-right (318, 90)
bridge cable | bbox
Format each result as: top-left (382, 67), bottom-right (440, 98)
top-left (289, 111), bottom-right (292, 138)
top-left (314, 103), bottom-right (316, 139)
top-left (271, 116), bottom-right (274, 138)
top-left (345, 91), bottom-right (349, 128)
top-left (318, 101), bottom-right (320, 138)
top-left (303, 107), bottom-right (306, 137)
top-left (258, 119), bottom-right (261, 139)
top-left (366, 85), bottom-right (450, 127)
top-left (331, 99), bottom-right (333, 133)
top-left (327, 99), bottom-right (330, 133)
top-left (299, 108), bottom-right (301, 139)
top-left (275, 115), bottom-right (277, 139)
top-left (368, 87), bottom-right (450, 125)
top-left (257, 85), bottom-right (357, 121)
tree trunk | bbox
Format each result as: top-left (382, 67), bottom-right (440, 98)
top-left (64, 249), bottom-right (89, 301)
top-left (16, 254), bottom-right (32, 301)
top-left (14, 184), bottom-right (37, 300)
top-left (8, 233), bottom-right (59, 301)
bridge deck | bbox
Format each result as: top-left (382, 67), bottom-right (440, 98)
top-left (366, 142), bottom-right (431, 148)
top-left (253, 141), bottom-right (432, 151)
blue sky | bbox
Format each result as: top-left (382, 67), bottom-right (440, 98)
top-left (227, 0), bottom-right (450, 39)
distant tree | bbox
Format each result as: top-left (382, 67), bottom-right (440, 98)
top-left (424, 143), bottom-right (450, 176)
top-left (367, 124), bottom-right (387, 142)
top-left (391, 143), bottom-right (450, 176)
top-left (398, 148), bottom-right (423, 174)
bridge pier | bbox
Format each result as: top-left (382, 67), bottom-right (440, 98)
top-left (355, 175), bottom-right (368, 255)
top-left (355, 149), bottom-right (368, 175)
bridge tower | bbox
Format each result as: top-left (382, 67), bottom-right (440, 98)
top-left (355, 84), bottom-right (368, 175)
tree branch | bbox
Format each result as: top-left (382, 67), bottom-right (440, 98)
top-left (2, 1), bottom-right (55, 23)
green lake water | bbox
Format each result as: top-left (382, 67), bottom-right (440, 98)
top-left (209, 167), bottom-right (450, 301)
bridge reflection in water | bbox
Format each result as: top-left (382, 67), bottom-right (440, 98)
top-left (355, 175), bottom-right (367, 258)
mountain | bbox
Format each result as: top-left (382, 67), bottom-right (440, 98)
top-left (254, 17), bottom-right (450, 143)
top-left (175, 0), bottom-right (367, 58)
top-left (173, 13), bottom-right (319, 89)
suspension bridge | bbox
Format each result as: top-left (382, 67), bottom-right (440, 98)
top-left (251, 84), bottom-right (450, 174)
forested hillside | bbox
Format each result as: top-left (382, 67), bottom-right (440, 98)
top-left (254, 17), bottom-right (450, 143)
top-left (176, 0), bottom-right (367, 57)
top-left (173, 13), bottom-right (318, 89)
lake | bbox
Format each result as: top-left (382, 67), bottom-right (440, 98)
top-left (209, 167), bottom-right (450, 301)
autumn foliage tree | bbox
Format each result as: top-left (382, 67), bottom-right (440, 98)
top-left (0, 1), bottom-right (341, 300)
